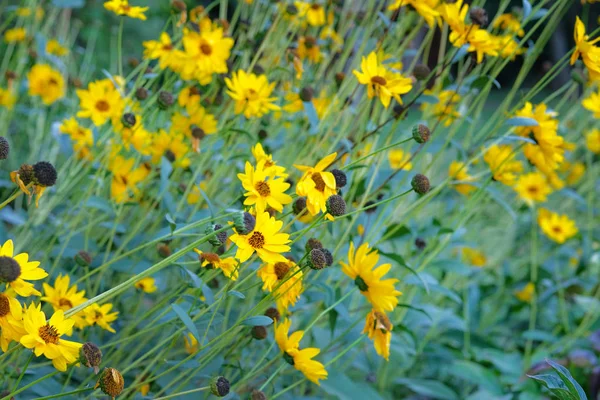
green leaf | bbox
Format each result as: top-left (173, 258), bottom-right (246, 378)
top-left (546, 359), bottom-right (588, 400)
top-left (377, 249), bottom-right (429, 294)
top-left (396, 303), bottom-right (433, 321)
top-left (395, 378), bottom-right (459, 400)
top-left (382, 224), bottom-right (411, 240)
top-left (241, 316), bottom-right (273, 326)
top-left (171, 304), bottom-right (200, 344)
top-left (165, 214), bottom-right (176, 235)
top-left (450, 360), bottom-right (503, 395)
top-left (227, 290), bottom-right (245, 299)
top-left (528, 374), bottom-right (575, 400)
top-left (505, 117), bottom-right (539, 127)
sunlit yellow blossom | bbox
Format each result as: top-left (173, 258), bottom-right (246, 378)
top-left (77, 79), bottom-right (125, 126)
top-left (257, 260), bottom-right (303, 311)
top-left (571, 16), bottom-right (600, 81)
top-left (341, 242), bottom-right (401, 312)
top-left (150, 130), bottom-right (191, 169)
top-left (84, 303), bottom-right (119, 333)
top-left (363, 310), bottom-right (393, 361)
top-left (388, 149), bottom-right (413, 170)
top-left (252, 143), bottom-right (288, 178)
top-left (514, 172), bottom-right (552, 204)
top-left (27, 64), bottom-right (65, 105)
top-left (111, 114), bottom-right (151, 155)
top-left (537, 208), bottom-right (578, 244)
top-left (448, 161), bottom-right (476, 196)
top-left (0, 87), bottom-right (17, 110)
top-left (46, 39), bottom-right (69, 56)
top-left (238, 161), bottom-right (292, 212)
top-left (20, 303), bottom-right (82, 371)
top-left (230, 211), bottom-right (291, 263)
top-left (275, 319), bottom-right (328, 385)
top-left (353, 52), bottom-right (413, 108)
top-left (4, 28), bottom-right (26, 43)
top-left (388, 0), bottom-right (440, 27)
top-left (295, 2), bottom-right (326, 26)
top-left (493, 13), bottom-right (525, 36)
top-left (515, 283), bottom-right (534, 302)
top-left (41, 275), bottom-right (88, 331)
top-left (297, 36), bottom-right (322, 63)
top-left (178, 87), bottom-right (201, 108)
top-left (496, 35), bottom-right (526, 60)
top-left (143, 33), bottom-right (180, 70)
top-left (194, 250), bottom-right (239, 281)
top-left (16, 6), bottom-right (44, 19)
top-left (582, 89), bottom-right (600, 118)
top-left (483, 145), bottom-right (523, 186)
top-left (0, 290), bottom-right (25, 351)
top-left (109, 155), bottom-right (151, 203)
top-left (462, 247), bottom-right (486, 267)
top-left (295, 153), bottom-right (338, 216)
top-left (586, 129), bottom-right (600, 153)
top-left (0, 240), bottom-right (47, 297)
top-left (104, 0), bottom-right (148, 20)
top-left (225, 70), bottom-right (280, 118)
top-left (134, 277), bottom-right (158, 293)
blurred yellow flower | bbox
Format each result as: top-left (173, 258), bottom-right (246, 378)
top-left (537, 208), bottom-right (578, 244)
top-left (27, 64), bottom-right (65, 105)
top-left (363, 310), bottom-right (392, 361)
top-left (104, 0), bottom-right (148, 20)
top-left (462, 247), bottom-right (486, 267)
top-left (448, 161), bottom-right (476, 196)
top-left (493, 13), bottom-right (525, 37)
top-left (150, 130), bottom-right (191, 169)
top-left (483, 145), bottom-right (523, 186)
top-left (76, 79), bottom-right (125, 126)
top-left (143, 33), bottom-right (180, 70)
top-left (515, 283), bottom-right (534, 302)
top-left (184, 332), bottom-right (198, 354)
top-left (297, 36), bottom-right (322, 63)
top-left (582, 89), bottom-right (600, 118)
top-left (388, 149), bottom-right (413, 170)
top-left (0, 87), bottom-right (17, 110)
top-left (134, 277), bottom-right (158, 293)
top-left (194, 250), bottom-right (239, 281)
top-left (84, 303), bottom-right (119, 333)
top-left (46, 39), bottom-right (69, 56)
top-left (389, 0), bottom-right (440, 27)
top-left (514, 172), bottom-right (552, 204)
top-left (586, 129), bottom-right (600, 154)
top-left (257, 259), bottom-right (303, 311)
top-left (225, 70), bottom-right (280, 118)
top-left (109, 155), bottom-right (151, 203)
top-left (295, 153), bottom-right (338, 216)
top-left (4, 28), bottom-right (26, 43)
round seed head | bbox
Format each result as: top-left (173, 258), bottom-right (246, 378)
top-left (171, 0), bottom-right (187, 12)
top-left (80, 342), bottom-right (102, 374)
top-left (0, 256), bottom-right (20, 283)
top-left (326, 195), bottom-right (346, 217)
top-left (157, 91), bottom-right (174, 110)
top-left (293, 197), bottom-right (307, 215)
top-left (18, 164), bottom-right (34, 186)
top-left (157, 243), bottom-right (172, 258)
top-left (0, 137), bottom-right (9, 160)
top-left (206, 224), bottom-right (228, 247)
top-left (251, 325), bottom-right (268, 340)
top-left (121, 113), bottom-right (136, 128)
top-left (321, 248), bottom-right (333, 266)
top-left (415, 238), bottom-right (427, 250)
top-left (135, 87), bottom-right (148, 100)
top-left (305, 238), bottom-right (323, 252)
top-left (411, 174), bottom-right (431, 195)
top-left (210, 376), bottom-right (230, 397)
top-left (250, 389), bottom-right (268, 400)
top-left (258, 129), bottom-right (268, 140)
top-left (299, 87), bottom-right (314, 102)
top-left (412, 124), bottom-right (430, 144)
top-left (286, 4), bottom-right (298, 15)
top-left (191, 126), bottom-right (205, 139)
top-left (264, 307), bottom-right (280, 322)
top-left (33, 161), bottom-right (57, 187)
top-left (335, 72), bottom-right (345, 86)
top-left (74, 250), bottom-right (93, 267)
top-left (97, 368), bottom-right (124, 398)
top-left (234, 212), bottom-right (256, 235)
top-left (413, 64), bottom-right (431, 81)
top-left (331, 169), bottom-right (347, 188)
top-left (469, 7), bottom-right (488, 27)
top-left (308, 248), bottom-right (327, 270)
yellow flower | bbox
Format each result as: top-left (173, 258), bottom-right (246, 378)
top-left (238, 161), bottom-right (292, 212)
top-left (104, 0), bottom-right (148, 20)
top-left (363, 310), bottom-right (393, 361)
top-left (586, 129), bottom-right (600, 154)
top-left (109, 155), bottom-right (151, 203)
top-left (46, 39), bottom-right (69, 56)
top-left (483, 145), bottom-right (523, 186)
top-left (180, 24), bottom-right (234, 84)
top-left (150, 130), bottom-right (191, 169)
top-left (194, 250), bottom-right (239, 281)
top-left (422, 90), bottom-right (461, 126)
top-left (225, 70), bottom-right (280, 118)
top-left (4, 28), bottom-right (26, 43)
top-left (275, 319), bottom-right (328, 385)
top-left (230, 211), bottom-right (291, 263)
top-left (257, 260), bottom-right (303, 311)
top-left (84, 303), bottom-right (119, 333)
top-left (0, 87), bottom-right (17, 110)
top-left (353, 51), bottom-right (413, 108)
top-left (171, 103), bottom-right (217, 152)
top-left (341, 242), bottom-right (401, 312)
top-left (448, 161), bottom-right (476, 196)
top-left (515, 283), bottom-right (534, 302)
top-left (388, 149), bottom-right (413, 170)
top-left (41, 275), bottom-right (88, 331)
top-left (177, 86), bottom-right (201, 108)
top-left (134, 277), bottom-right (158, 293)
top-left (0, 290), bottom-right (26, 351)
top-left (560, 161), bottom-right (585, 186)
top-left (294, 153), bottom-right (338, 216)
top-left (59, 118), bottom-right (94, 159)
top-left (388, 0), bottom-right (440, 28)
top-left (297, 36), bottom-right (322, 63)
top-left (16, 6), bottom-right (44, 19)
top-left (20, 303), bottom-right (82, 371)
top-left (537, 208), bottom-right (578, 244)
top-left (571, 16), bottom-right (600, 81)
top-left (184, 332), bottom-right (198, 354)
top-left (583, 89), bottom-right (600, 118)
top-left (295, 2), bottom-right (326, 26)
top-left (357, 224), bottom-right (365, 236)
top-left (0, 240), bottom-right (47, 297)
top-left (496, 35), bottom-right (526, 60)
top-left (514, 172), bottom-right (552, 204)
top-left (186, 181), bottom-right (208, 205)
top-left (143, 33), bottom-right (180, 70)
top-left (493, 13), bottom-right (525, 37)
top-left (252, 143), bottom-right (288, 178)
top-left (461, 248), bottom-right (486, 267)
top-left (76, 79), bottom-right (125, 126)
top-left (27, 64), bottom-right (65, 105)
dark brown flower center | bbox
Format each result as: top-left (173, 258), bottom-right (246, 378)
top-left (59, 298), bottom-right (73, 309)
top-left (255, 181), bottom-right (271, 197)
top-left (0, 294), bottom-right (10, 317)
top-left (248, 231), bottom-right (265, 249)
top-left (274, 262), bottom-right (290, 280)
top-left (39, 324), bottom-right (60, 344)
top-left (311, 172), bottom-right (326, 192)
top-left (200, 43), bottom-right (212, 55)
top-left (527, 186), bottom-right (539, 194)
top-left (200, 252), bottom-right (220, 264)
top-left (552, 226), bottom-right (563, 234)
top-left (371, 76), bottom-right (387, 86)
top-left (95, 100), bottom-right (110, 112)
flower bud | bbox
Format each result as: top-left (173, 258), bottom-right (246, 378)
top-left (469, 7), bottom-right (488, 27)
top-left (233, 212), bottom-right (256, 235)
top-left (80, 342), bottom-right (102, 374)
top-left (305, 238), bottom-right (323, 252)
top-left (205, 224), bottom-right (228, 247)
top-left (210, 376), bottom-right (230, 397)
top-left (286, 4), bottom-right (298, 15)
top-left (96, 368), bottom-right (124, 398)
top-left (412, 124), bottom-right (430, 144)
top-left (265, 307), bottom-right (280, 322)
top-left (121, 113), bottom-right (136, 128)
top-left (293, 197), bottom-right (307, 215)
top-left (191, 126), bottom-right (205, 140)
top-left (258, 129), bottom-right (268, 140)
top-left (411, 174), bottom-right (430, 195)
top-left (171, 0), bottom-right (187, 12)
top-left (135, 87), bottom-right (148, 100)
top-left (415, 238), bottom-right (427, 250)
top-left (335, 72), bottom-right (345, 86)
top-left (251, 389), bottom-right (268, 400)
top-left (321, 248), bottom-right (333, 266)
top-left (74, 250), bottom-right (93, 267)
top-left (158, 243), bottom-right (172, 258)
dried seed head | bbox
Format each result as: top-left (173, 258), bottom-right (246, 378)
top-left (0, 137), bottom-right (9, 160)
top-left (273, 262), bottom-right (290, 280)
top-left (308, 248), bottom-right (327, 270)
top-left (191, 126), bottom-right (205, 140)
top-left (171, 0), bottom-right (187, 12)
top-left (299, 87), bottom-right (314, 102)
top-left (412, 124), bottom-right (430, 144)
top-left (157, 243), bottom-right (172, 258)
top-left (74, 250), bottom-right (93, 267)
top-left (0, 256), bottom-right (20, 283)
top-left (18, 164), bottom-right (35, 186)
top-left (4, 71), bottom-right (16, 80)
top-left (415, 238), bottom-right (426, 250)
top-left (411, 174), bottom-right (431, 195)
top-left (251, 325), bottom-right (268, 340)
top-left (326, 195), bottom-right (346, 217)
top-left (135, 87), bottom-right (148, 100)
top-left (264, 307), bottom-right (280, 322)
top-left (210, 376), bottom-right (230, 397)
top-left (335, 72), bottom-right (345, 86)
top-left (331, 169), bottom-right (347, 189)
top-left (206, 224), bottom-right (228, 246)
top-left (469, 6), bottom-right (488, 27)
top-left (413, 64), bottom-right (431, 81)
top-left (80, 342), bottom-right (102, 374)
top-left (157, 91), bottom-right (174, 110)
top-left (293, 197), bottom-right (307, 215)
top-left (233, 212), bottom-right (256, 235)
top-left (97, 368), bottom-right (124, 398)
top-left (321, 248), bottom-right (333, 266)
top-left (305, 238), bottom-right (323, 252)
top-left (251, 389), bottom-right (268, 400)
top-left (33, 161), bottom-right (57, 187)
top-left (121, 113), bottom-right (136, 128)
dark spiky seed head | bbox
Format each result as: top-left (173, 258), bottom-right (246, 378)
top-left (97, 368), bottom-right (124, 398)
top-left (157, 91), bottom-right (174, 110)
top-left (18, 164), bottom-right (34, 186)
top-left (191, 126), bottom-right (205, 139)
top-left (411, 174), bottom-right (430, 195)
top-left (171, 0), bottom-right (187, 12)
top-left (33, 161), bottom-right (57, 187)
top-left (251, 325), bottom-right (268, 340)
top-left (4, 71), bottom-right (16, 80)
top-left (121, 113), bottom-right (136, 128)
top-left (335, 72), bottom-right (345, 86)
top-left (412, 124), bottom-right (431, 144)
top-left (210, 376), bottom-right (230, 397)
top-left (331, 169), bottom-right (347, 188)
top-left (74, 250), bottom-right (93, 267)
top-left (80, 342), bottom-right (102, 374)
top-left (135, 87), bottom-right (148, 100)
top-left (0, 137), bottom-right (9, 159)
top-left (286, 4), bottom-right (298, 15)
top-left (265, 307), bottom-right (280, 322)
top-left (293, 197), bottom-right (307, 215)
top-left (158, 243), bottom-right (171, 258)
top-left (299, 87), bottom-right (314, 102)
top-left (206, 224), bottom-right (228, 246)
top-left (308, 249), bottom-right (327, 270)
top-left (305, 238), bottom-right (323, 252)
top-left (415, 238), bottom-right (426, 250)
top-left (0, 256), bottom-right (20, 283)
top-left (326, 195), bottom-right (346, 217)
top-left (321, 248), bottom-right (333, 266)
top-left (413, 64), bottom-right (431, 81)
top-left (250, 389), bottom-right (268, 400)
top-left (258, 129), bottom-right (268, 140)
top-left (234, 212), bottom-right (256, 235)
top-left (469, 7), bottom-right (488, 27)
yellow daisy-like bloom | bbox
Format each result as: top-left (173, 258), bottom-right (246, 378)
top-left (76, 79), bottom-right (125, 126)
top-left (257, 259), bottom-right (303, 311)
top-left (571, 16), bottom-right (600, 81)
top-left (252, 143), bottom-right (288, 178)
top-left (560, 161), bottom-right (585, 186)
top-left (150, 130), bottom-right (191, 169)
top-left (294, 153), bottom-right (338, 216)
top-left (104, 0), bottom-right (148, 20)
top-left (483, 145), bottom-right (523, 186)
top-left (0, 290), bottom-right (25, 351)
top-left (109, 155), bottom-right (151, 203)
top-left (177, 86), bottom-right (201, 108)
top-left (59, 118), bottom-right (94, 159)
top-left (493, 13), bottom-right (525, 37)
top-left (297, 36), bottom-right (322, 63)
top-left (295, 2), bottom-right (326, 27)
top-left (27, 64), bottom-right (65, 105)
top-left (111, 114), bottom-right (152, 155)
top-left (46, 39), bottom-right (69, 56)
top-left (515, 282), bottom-right (534, 303)
top-left (537, 208), bottom-right (578, 244)
top-left (461, 247), bottom-right (486, 267)
top-left (134, 277), bottom-right (158, 293)
top-left (225, 70), bottom-right (280, 118)
top-left (180, 24), bottom-right (234, 84)
top-left (448, 161), bottom-right (476, 196)
top-left (84, 303), bottom-right (119, 333)
top-left (0, 87), bottom-right (17, 110)
top-left (20, 303), bottom-right (82, 371)
top-left (421, 90), bottom-right (462, 126)
top-left (582, 89), bottom-right (600, 118)
top-left (388, 149), bottom-right (413, 170)
top-left (143, 33), bottom-right (180, 70)
top-left (586, 129), bottom-right (600, 154)
top-left (194, 250), bottom-right (239, 281)
top-left (171, 103), bottom-right (218, 152)
top-left (41, 275), bottom-right (88, 331)
top-left (230, 211), bottom-right (291, 263)
top-left (4, 27), bottom-right (26, 43)
top-left (238, 161), bottom-right (292, 213)
top-left (363, 310), bottom-right (393, 361)
top-left (495, 35), bottom-right (526, 60)
top-left (184, 332), bottom-right (198, 354)
top-left (514, 172), bottom-right (552, 205)
top-left (0, 240), bottom-right (47, 297)
top-left (275, 319), bottom-right (328, 385)
top-left (388, 0), bottom-right (440, 28)
top-left (340, 242), bottom-right (401, 312)
top-left (353, 51), bottom-right (413, 108)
